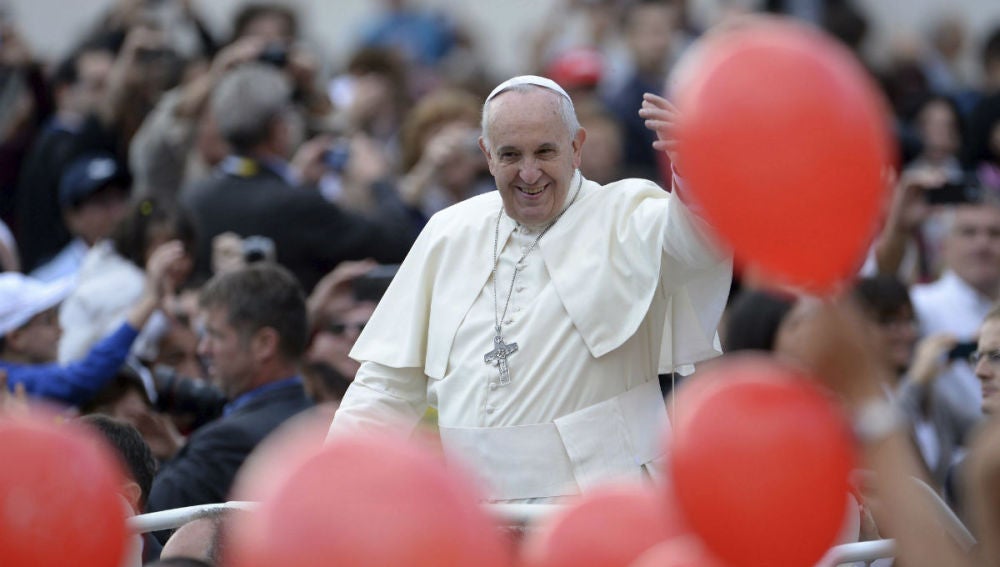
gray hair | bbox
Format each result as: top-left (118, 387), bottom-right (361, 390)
top-left (210, 63), bottom-right (292, 153)
top-left (480, 84), bottom-right (581, 150)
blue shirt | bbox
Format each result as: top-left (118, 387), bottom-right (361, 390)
top-left (1, 322), bottom-right (139, 406)
top-left (223, 376), bottom-right (303, 417)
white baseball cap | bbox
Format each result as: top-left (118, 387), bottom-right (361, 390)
top-left (0, 273), bottom-right (75, 336)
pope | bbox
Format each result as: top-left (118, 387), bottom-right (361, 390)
top-left (328, 75), bottom-right (732, 502)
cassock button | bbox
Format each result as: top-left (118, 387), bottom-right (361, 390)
top-left (486, 406), bottom-right (495, 414)
top-left (516, 286), bottom-right (525, 293)
top-left (504, 319), bottom-right (513, 325)
top-left (516, 261), bottom-right (526, 269)
top-left (489, 383), bottom-right (498, 391)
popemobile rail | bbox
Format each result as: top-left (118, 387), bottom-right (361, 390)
top-left (129, 501), bottom-right (902, 566)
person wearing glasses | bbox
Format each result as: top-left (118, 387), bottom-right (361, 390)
top-left (971, 306), bottom-right (1000, 417)
top-left (944, 303), bottom-right (1000, 517)
top-left (301, 260), bottom-right (395, 404)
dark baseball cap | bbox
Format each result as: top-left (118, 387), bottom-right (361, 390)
top-left (58, 152), bottom-right (132, 209)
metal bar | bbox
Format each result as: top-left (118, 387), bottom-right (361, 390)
top-left (485, 503), bottom-right (563, 525)
top-left (128, 501), bottom-right (258, 533)
top-left (129, 501), bottom-right (898, 567)
top-left (816, 539), bottom-right (896, 566)
top-left (128, 501), bottom-right (561, 534)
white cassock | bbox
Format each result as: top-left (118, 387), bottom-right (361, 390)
top-left (329, 171), bottom-right (732, 501)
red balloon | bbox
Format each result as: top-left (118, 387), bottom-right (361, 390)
top-left (668, 355), bottom-right (856, 567)
top-left (629, 536), bottom-right (728, 567)
top-left (229, 432), bottom-right (514, 567)
top-left (523, 484), bottom-right (688, 567)
top-left (674, 18), bottom-right (893, 294)
top-left (0, 416), bottom-right (128, 567)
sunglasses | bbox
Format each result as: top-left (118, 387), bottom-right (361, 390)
top-left (324, 321), bottom-right (367, 336)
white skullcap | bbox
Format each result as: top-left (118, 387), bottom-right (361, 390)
top-left (485, 75), bottom-right (572, 104)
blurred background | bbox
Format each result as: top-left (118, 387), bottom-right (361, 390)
top-left (7, 0), bottom-right (1000, 81)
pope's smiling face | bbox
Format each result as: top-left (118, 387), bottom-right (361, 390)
top-left (480, 88), bottom-right (585, 228)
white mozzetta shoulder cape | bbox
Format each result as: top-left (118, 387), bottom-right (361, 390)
top-left (351, 175), bottom-right (731, 378)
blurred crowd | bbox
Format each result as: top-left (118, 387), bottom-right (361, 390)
top-left (2, 0), bottom-right (1000, 565)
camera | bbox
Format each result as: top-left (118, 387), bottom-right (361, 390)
top-left (258, 43), bottom-right (289, 68)
top-left (924, 173), bottom-right (983, 205)
top-left (243, 235), bottom-right (276, 264)
top-left (152, 365), bottom-right (227, 426)
top-left (948, 341), bottom-right (978, 362)
top-left (353, 264), bottom-right (399, 302)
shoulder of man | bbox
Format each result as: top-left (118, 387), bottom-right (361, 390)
top-left (181, 395), bottom-right (309, 456)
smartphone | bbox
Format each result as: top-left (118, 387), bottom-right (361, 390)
top-left (323, 140), bottom-right (351, 173)
top-left (949, 341), bottom-right (978, 362)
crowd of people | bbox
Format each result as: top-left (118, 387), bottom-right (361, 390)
top-left (3, 0), bottom-right (1000, 565)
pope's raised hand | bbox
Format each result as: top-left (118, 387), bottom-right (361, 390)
top-left (639, 93), bottom-right (680, 166)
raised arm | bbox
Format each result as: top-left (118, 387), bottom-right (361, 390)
top-left (6, 241), bottom-right (187, 405)
top-left (782, 300), bottom-right (973, 567)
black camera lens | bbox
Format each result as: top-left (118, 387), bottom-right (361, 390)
top-left (152, 365), bottom-right (227, 426)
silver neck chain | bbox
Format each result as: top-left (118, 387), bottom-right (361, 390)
top-left (491, 172), bottom-right (582, 337)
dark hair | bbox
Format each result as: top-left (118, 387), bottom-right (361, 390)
top-left (80, 366), bottom-right (152, 416)
top-left (232, 3), bottom-right (298, 41)
top-left (80, 414), bottom-right (157, 509)
top-left (909, 93), bottom-right (966, 139)
top-left (146, 558), bottom-right (214, 567)
top-left (852, 275), bottom-right (913, 324)
top-left (111, 199), bottom-right (196, 269)
top-left (199, 264), bottom-right (308, 361)
top-left (982, 26), bottom-right (1000, 71)
top-left (724, 289), bottom-right (795, 352)
top-left (822, 0), bottom-right (869, 51)
top-left (51, 41), bottom-right (114, 89)
top-left (346, 46), bottom-right (410, 114)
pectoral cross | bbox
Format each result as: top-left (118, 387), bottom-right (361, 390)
top-left (484, 334), bottom-right (518, 386)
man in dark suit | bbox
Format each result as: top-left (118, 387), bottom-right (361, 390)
top-left (181, 63), bottom-right (415, 292)
top-left (147, 264), bottom-right (312, 541)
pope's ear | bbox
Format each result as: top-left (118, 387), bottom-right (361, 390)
top-left (479, 137), bottom-right (496, 175)
top-left (572, 127), bottom-right (587, 169)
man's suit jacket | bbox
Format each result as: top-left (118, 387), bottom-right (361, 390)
top-left (182, 166), bottom-right (416, 291)
top-left (146, 379), bottom-right (312, 537)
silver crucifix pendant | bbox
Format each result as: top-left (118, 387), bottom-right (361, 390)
top-left (484, 334), bottom-right (518, 386)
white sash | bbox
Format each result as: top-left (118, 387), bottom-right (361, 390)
top-left (438, 380), bottom-right (668, 501)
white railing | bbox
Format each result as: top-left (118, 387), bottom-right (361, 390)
top-left (818, 539), bottom-right (896, 566)
top-left (129, 501), bottom-right (898, 565)
top-left (129, 501), bottom-right (559, 533)
top-left (128, 501), bottom-right (257, 533)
